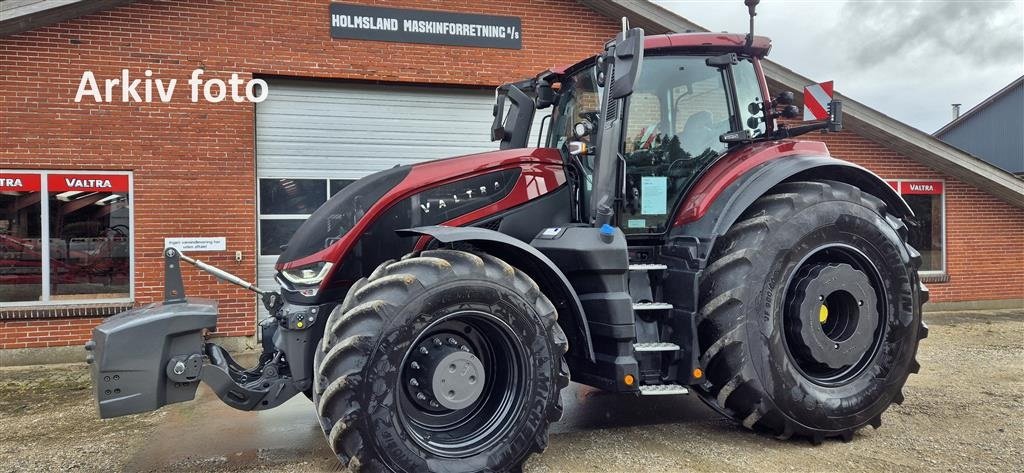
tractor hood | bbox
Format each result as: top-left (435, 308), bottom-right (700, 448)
top-left (275, 147), bottom-right (564, 272)
top-left (277, 165), bottom-right (409, 267)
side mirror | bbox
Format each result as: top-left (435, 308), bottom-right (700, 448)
top-left (490, 84), bottom-right (536, 150)
top-left (606, 26), bottom-right (645, 100)
top-left (780, 105), bottom-right (800, 119)
top-left (534, 71), bottom-right (556, 109)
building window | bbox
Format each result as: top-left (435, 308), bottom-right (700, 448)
top-left (0, 171), bottom-right (133, 306)
top-left (888, 180), bottom-right (945, 274)
top-left (258, 178), bottom-right (353, 257)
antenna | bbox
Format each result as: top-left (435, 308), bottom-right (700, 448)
top-left (744, 0), bottom-right (759, 48)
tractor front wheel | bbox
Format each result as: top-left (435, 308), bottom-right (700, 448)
top-left (313, 249), bottom-right (569, 472)
top-left (696, 180), bottom-right (928, 442)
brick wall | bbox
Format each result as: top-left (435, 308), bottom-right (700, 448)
top-left (818, 130), bottom-right (1024, 302)
top-left (0, 0), bottom-right (621, 349)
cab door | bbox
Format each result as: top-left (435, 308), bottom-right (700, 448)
top-left (616, 55), bottom-right (766, 235)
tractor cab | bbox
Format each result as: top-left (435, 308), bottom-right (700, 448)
top-left (546, 35), bottom-right (773, 235)
top-left (489, 27), bottom-right (834, 241)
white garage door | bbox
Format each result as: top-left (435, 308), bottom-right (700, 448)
top-left (255, 79), bottom-right (549, 317)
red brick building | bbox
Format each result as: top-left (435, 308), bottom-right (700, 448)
top-left (1, 0), bottom-right (1022, 361)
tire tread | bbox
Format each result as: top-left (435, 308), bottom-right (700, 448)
top-left (314, 248), bottom-right (568, 471)
top-left (696, 180), bottom-right (927, 442)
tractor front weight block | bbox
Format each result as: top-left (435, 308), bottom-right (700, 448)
top-left (86, 299), bottom-right (217, 418)
top-left (86, 247), bottom-right (312, 419)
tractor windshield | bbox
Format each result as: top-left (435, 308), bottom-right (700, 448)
top-left (548, 55), bottom-right (766, 233)
top-left (620, 55), bottom-right (765, 233)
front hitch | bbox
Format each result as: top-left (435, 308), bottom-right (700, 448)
top-left (86, 248), bottom-right (314, 418)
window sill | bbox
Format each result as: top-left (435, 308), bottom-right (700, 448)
top-left (919, 272), bottom-right (949, 284)
top-left (0, 302), bottom-right (134, 321)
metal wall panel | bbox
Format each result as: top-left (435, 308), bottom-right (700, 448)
top-left (938, 83), bottom-right (1024, 174)
top-left (257, 79), bottom-right (500, 179)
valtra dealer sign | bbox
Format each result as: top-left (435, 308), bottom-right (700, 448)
top-left (47, 173), bottom-right (130, 192)
top-left (329, 3), bottom-right (522, 49)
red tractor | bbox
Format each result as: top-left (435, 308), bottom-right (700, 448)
top-left (87, 3), bottom-right (927, 471)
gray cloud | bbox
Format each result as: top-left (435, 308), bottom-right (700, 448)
top-left (835, 1), bottom-right (1023, 69)
top-left (653, 0), bottom-right (1023, 132)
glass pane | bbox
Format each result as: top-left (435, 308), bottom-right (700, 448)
top-left (905, 194), bottom-right (944, 271)
top-left (734, 59), bottom-right (767, 138)
top-left (260, 219), bottom-right (304, 256)
top-left (259, 178), bottom-right (327, 215)
top-left (620, 56), bottom-right (733, 234)
top-left (48, 187), bottom-right (130, 301)
top-left (547, 67), bottom-right (601, 150)
top-left (0, 187), bottom-right (43, 303)
top-left (330, 179), bottom-right (355, 196)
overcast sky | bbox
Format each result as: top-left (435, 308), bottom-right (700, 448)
top-left (652, 0), bottom-right (1024, 133)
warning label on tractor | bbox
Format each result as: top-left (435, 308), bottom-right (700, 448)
top-left (330, 3), bottom-right (522, 49)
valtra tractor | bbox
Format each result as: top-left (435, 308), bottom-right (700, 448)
top-left (86, 2), bottom-right (928, 471)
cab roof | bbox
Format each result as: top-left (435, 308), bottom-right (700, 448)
top-left (551, 33), bottom-right (771, 75)
top-left (644, 32), bottom-right (771, 56)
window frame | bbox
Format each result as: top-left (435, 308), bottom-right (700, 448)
top-left (888, 178), bottom-right (947, 277)
top-left (0, 169), bottom-right (135, 308)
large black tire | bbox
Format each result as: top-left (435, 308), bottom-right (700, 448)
top-left (313, 249), bottom-right (570, 472)
top-left (696, 180), bottom-right (929, 443)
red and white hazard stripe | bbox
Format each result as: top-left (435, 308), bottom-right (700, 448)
top-left (803, 81), bottom-right (834, 121)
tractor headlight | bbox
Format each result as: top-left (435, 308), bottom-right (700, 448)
top-left (280, 261), bottom-right (333, 286)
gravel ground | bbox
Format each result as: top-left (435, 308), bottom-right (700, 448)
top-left (0, 309), bottom-right (1020, 472)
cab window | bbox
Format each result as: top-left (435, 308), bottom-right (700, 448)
top-left (734, 58), bottom-right (767, 138)
top-left (619, 56), bottom-right (752, 234)
top-left (547, 69), bottom-right (601, 150)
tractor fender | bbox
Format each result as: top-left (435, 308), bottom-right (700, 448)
top-left (678, 155), bottom-right (912, 259)
top-left (397, 225), bottom-right (595, 362)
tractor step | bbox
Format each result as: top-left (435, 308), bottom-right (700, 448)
top-left (629, 263), bottom-right (668, 271)
top-left (632, 302), bottom-right (673, 310)
top-left (633, 342), bottom-right (680, 352)
top-left (639, 384), bottom-right (690, 395)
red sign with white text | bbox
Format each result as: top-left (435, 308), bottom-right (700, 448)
top-left (48, 174), bottom-right (129, 193)
top-left (0, 173), bottom-right (41, 192)
top-left (899, 181), bottom-right (943, 195)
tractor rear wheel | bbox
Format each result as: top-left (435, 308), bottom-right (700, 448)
top-left (696, 180), bottom-right (928, 442)
top-left (313, 249), bottom-right (569, 472)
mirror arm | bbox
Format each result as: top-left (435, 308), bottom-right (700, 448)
top-left (772, 101), bottom-right (843, 139)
